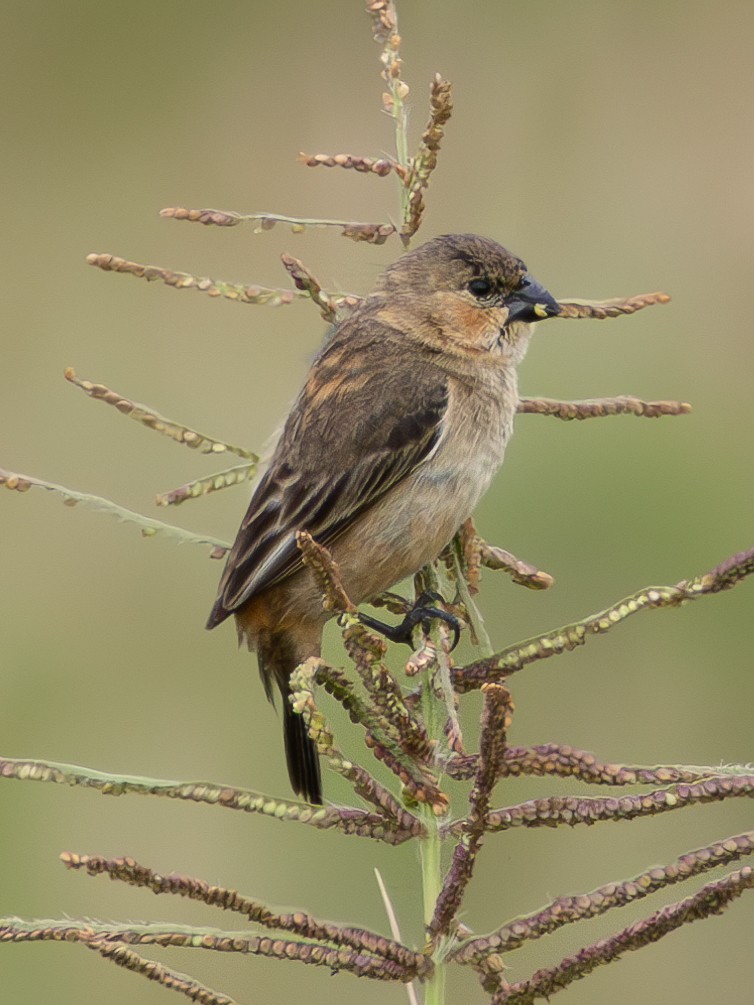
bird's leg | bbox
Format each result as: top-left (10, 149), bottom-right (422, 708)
top-left (358, 591), bottom-right (462, 651)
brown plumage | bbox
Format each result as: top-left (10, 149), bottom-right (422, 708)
top-left (207, 234), bottom-right (559, 803)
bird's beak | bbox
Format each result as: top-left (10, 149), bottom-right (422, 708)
top-left (505, 275), bottom-right (560, 325)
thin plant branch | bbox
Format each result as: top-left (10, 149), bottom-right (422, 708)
top-left (412, 563), bottom-right (463, 756)
top-left (375, 868), bottom-right (421, 1005)
top-left (160, 207), bottom-right (397, 244)
top-left (0, 919), bottom-right (417, 982)
top-left (366, 0), bottom-right (410, 172)
top-left (156, 463), bottom-right (258, 508)
top-left (446, 529), bottom-right (494, 651)
top-left (517, 395), bottom-right (692, 419)
top-left (446, 742), bottom-right (742, 785)
top-left (298, 152), bottom-right (408, 181)
top-left (85, 942), bottom-right (240, 1005)
top-left (478, 540), bottom-right (555, 592)
top-left (341, 615), bottom-right (435, 765)
top-left (63, 853), bottom-right (429, 975)
top-left (444, 772), bottom-right (754, 838)
top-left (555, 291), bottom-right (671, 318)
top-left (65, 367), bottom-right (257, 460)
top-left (490, 867), bottom-right (754, 1004)
top-left (401, 74), bottom-right (453, 242)
top-left (451, 829), bottom-right (754, 964)
top-left (296, 530), bottom-right (357, 615)
top-left (0, 467), bottom-right (230, 557)
top-left (0, 756), bottom-right (413, 844)
top-left (280, 254), bottom-right (339, 322)
top-left (87, 253), bottom-right (299, 306)
top-left (454, 547), bottom-right (754, 692)
top-left (429, 684), bottom-right (513, 945)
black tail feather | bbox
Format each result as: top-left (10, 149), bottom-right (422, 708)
top-left (283, 697), bottom-right (322, 804)
top-left (258, 631), bottom-right (323, 805)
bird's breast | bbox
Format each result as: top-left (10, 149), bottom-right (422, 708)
top-left (413, 372), bottom-right (514, 522)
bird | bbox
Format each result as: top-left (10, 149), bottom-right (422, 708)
top-left (206, 233), bottom-right (560, 804)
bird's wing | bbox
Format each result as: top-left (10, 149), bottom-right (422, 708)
top-left (207, 330), bottom-right (449, 626)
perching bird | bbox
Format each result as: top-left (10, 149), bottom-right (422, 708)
top-left (207, 234), bottom-right (560, 804)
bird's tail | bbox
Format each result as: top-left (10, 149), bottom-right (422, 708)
top-left (283, 695), bottom-right (323, 805)
top-left (258, 633), bottom-right (323, 805)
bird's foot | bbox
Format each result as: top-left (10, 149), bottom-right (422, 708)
top-left (358, 591), bottom-right (462, 651)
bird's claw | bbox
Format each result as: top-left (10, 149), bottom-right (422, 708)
top-left (357, 592), bottom-right (462, 651)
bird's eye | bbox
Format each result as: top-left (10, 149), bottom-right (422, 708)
top-left (468, 278), bottom-right (493, 299)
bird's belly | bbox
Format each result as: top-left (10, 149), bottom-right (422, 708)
top-left (332, 423), bottom-right (508, 603)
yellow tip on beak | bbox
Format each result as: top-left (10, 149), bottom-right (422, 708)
top-left (533, 303), bottom-right (552, 319)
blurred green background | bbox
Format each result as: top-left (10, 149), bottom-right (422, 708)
top-left (2, 2), bottom-right (752, 1003)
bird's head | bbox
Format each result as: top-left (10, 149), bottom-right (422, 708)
top-left (374, 233), bottom-right (560, 363)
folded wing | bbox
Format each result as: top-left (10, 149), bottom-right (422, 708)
top-left (207, 324), bottom-right (449, 627)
